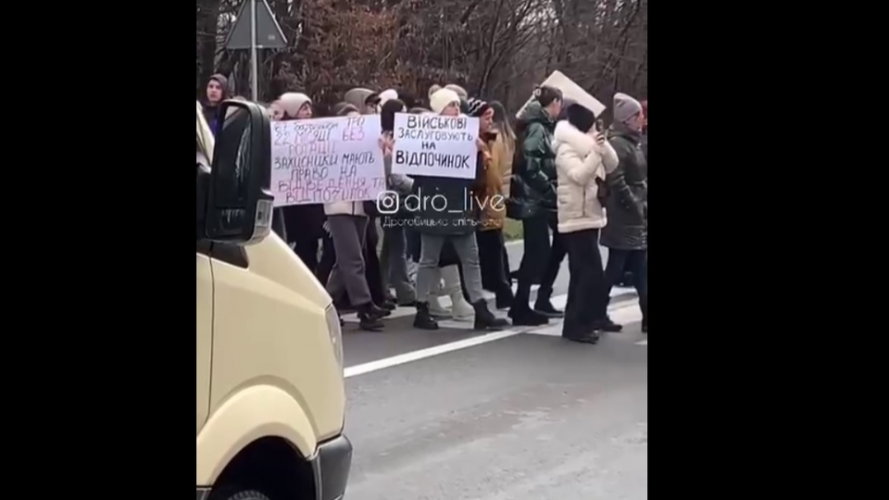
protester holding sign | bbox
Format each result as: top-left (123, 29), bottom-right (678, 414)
top-left (275, 93), bottom-right (328, 277)
top-left (323, 103), bottom-right (391, 331)
top-left (401, 88), bottom-right (507, 331)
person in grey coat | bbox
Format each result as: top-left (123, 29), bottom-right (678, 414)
top-left (602, 92), bottom-right (648, 332)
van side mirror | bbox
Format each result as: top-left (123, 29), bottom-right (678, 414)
top-left (204, 100), bottom-right (274, 244)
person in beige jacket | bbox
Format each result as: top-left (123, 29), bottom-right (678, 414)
top-left (552, 101), bottom-right (619, 344)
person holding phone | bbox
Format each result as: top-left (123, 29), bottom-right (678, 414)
top-left (552, 101), bottom-right (620, 343)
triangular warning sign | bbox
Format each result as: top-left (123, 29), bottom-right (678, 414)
top-left (225, 0), bottom-right (287, 50)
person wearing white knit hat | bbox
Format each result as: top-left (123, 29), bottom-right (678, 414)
top-left (410, 88), bottom-right (508, 331)
top-left (429, 88), bottom-right (462, 116)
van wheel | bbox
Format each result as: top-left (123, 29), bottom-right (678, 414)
top-left (210, 488), bottom-right (271, 500)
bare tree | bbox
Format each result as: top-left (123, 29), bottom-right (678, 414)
top-left (195, 0), bottom-right (647, 108)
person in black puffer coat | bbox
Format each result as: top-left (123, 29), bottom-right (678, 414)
top-left (508, 86), bottom-right (565, 326)
top-left (602, 93), bottom-right (648, 332)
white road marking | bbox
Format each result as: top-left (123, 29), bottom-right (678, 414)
top-left (344, 297), bottom-right (641, 378)
top-left (636, 340), bottom-right (647, 345)
top-left (345, 329), bottom-right (524, 378)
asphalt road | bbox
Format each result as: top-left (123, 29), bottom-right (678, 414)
top-left (340, 240), bottom-right (647, 499)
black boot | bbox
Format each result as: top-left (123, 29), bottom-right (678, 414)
top-left (509, 304), bottom-right (549, 326)
top-left (592, 316), bottom-right (623, 333)
top-left (508, 287), bottom-right (548, 326)
top-left (495, 286), bottom-right (514, 310)
top-left (413, 302), bottom-right (439, 330)
top-left (563, 331), bottom-right (600, 344)
top-left (358, 312), bottom-right (384, 331)
top-left (357, 302), bottom-right (385, 331)
top-left (473, 300), bottom-right (508, 330)
top-left (368, 302), bottom-right (392, 317)
top-left (533, 289), bottom-right (564, 318)
top-left (593, 296), bottom-right (622, 332)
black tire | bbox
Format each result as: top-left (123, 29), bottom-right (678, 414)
top-left (209, 488), bottom-right (271, 500)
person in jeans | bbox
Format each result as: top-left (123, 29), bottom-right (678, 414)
top-left (412, 89), bottom-right (507, 331)
top-left (552, 101), bottom-right (620, 343)
top-left (508, 86), bottom-right (563, 326)
top-left (602, 93), bottom-right (648, 333)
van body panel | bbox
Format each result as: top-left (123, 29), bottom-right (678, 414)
top-left (197, 252), bottom-right (213, 434)
top-left (196, 384), bottom-right (316, 485)
top-left (209, 232), bottom-right (346, 445)
top-left (245, 232), bottom-right (330, 307)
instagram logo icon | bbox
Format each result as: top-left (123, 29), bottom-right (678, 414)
top-left (375, 190), bottom-right (400, 215)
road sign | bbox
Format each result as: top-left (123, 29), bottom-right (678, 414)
top-left (225, 0), bottom-right (287, 50)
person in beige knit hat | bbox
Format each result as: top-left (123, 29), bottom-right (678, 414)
top-left (278, 92), bottom-right (314, 119)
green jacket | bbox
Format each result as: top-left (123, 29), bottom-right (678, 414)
top-left (511, 102), bottom-right (557, 219)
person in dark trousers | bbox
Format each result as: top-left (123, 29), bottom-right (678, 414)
top-left (617, 98), bottom-right (647, 288)
top-left (276, 92), bottom-right (327, 277)
top-left (552, 101), bottom-right (621, 343)
top-left (602, 93), bottom-right (648, 333)
top-left (478, 101), bottom-right (516, 310)
top-left (509, 86), bottom-right (563, 326)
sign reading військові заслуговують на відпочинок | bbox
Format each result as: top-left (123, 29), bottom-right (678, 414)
top-left (390, 113), bottom-right (479, 180)
top-left (270, 115), bottom-right (386, 207)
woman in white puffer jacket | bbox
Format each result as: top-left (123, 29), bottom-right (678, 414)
top-left (552, 101), bottom-right (619, 344)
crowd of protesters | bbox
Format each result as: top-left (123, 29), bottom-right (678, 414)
top-left (199, 74), bottom-right (647, 344)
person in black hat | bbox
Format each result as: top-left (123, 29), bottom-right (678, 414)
top-left (552, 101), bottom-right (621, 342)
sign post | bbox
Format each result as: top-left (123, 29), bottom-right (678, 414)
top-left (249, 0), bottom-right (257, 102)
top-left (224, 0), bottom-right (287, 102)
